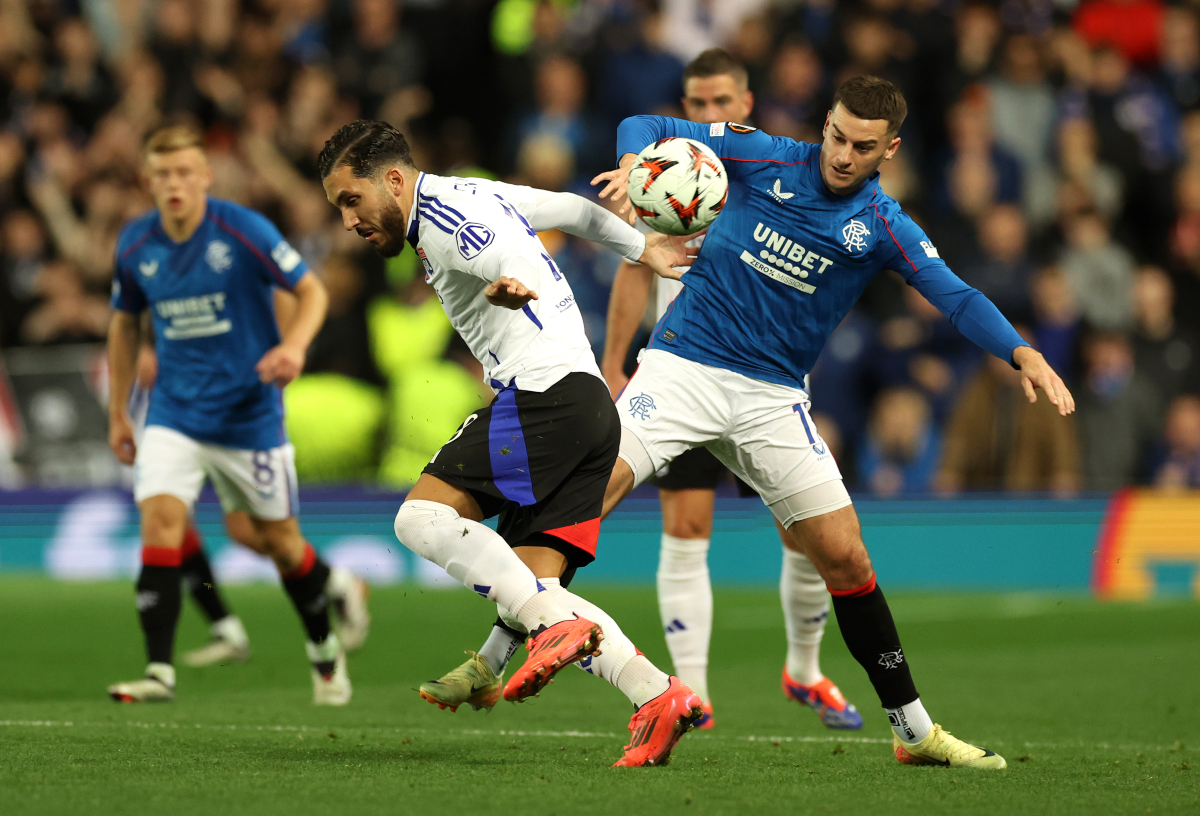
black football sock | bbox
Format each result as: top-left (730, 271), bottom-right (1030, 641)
top-left (281, 543), bottom-right (332, 645)
top-left (137, 547), bottom-right (183, 667)
top-left (829, 574), bottom-right (919, 709)
top-left (179, 527), bottom-right (230, 624)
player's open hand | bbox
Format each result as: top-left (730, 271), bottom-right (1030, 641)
top-left (591, 154), bottom-right (637, 224)
top-left (639, 232), bottom-right (701, 281)
top-left (255, 343), bottom-right (306, 387)
top-left (485, 276), bottom-right (539, 309)
top-left (109, 413), bottom-right (137, 466)
top-left (1012, 346), bottom-right (1075, 417)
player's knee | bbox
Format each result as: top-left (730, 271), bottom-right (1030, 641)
top-left (139, 500), bottom-right (188, 547)
top-left (393, 500), bottom-right (457, 557)
top-left (819, 542), bottom-right (874, 591)
top-left (663, 515), bottom-right (712, 540)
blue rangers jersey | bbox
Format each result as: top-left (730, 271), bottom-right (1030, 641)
top-left (616, 117), bottom-right (1029, 390)
top-left (111, 198), bottom-right (310, 449)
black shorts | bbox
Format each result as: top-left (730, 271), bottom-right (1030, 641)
top-left (652, 445), bottom-right (759, 497)
top-left (422, 372), bottom-right (619, 568)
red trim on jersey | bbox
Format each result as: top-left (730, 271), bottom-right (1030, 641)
top-left (871, 203), bottom-right (918, 275)
top-left (718, 157), bottom-right (809, 165)
top-left (282, 543), bottom-right (317, 580)
top-left (543, 518), bottom-right (601, 557)
top-left (142, 545), bottom-right (183, 568)
top-left (210, 214), bottom-right (294, 290)
top-left (180, 525), bottom-right (203, 560)
top-left (828, 573), bottom-right (877, 598)
top-left (614, 361), bottom-right (642, 403)
top-left (118, 227), bottom-right (157, 262)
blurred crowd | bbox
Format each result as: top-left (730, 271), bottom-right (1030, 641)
top-left (1, 0), bottom-right (1199, 493)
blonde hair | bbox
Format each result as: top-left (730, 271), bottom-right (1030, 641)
top-left (143, 125), bottom-right (204, 159)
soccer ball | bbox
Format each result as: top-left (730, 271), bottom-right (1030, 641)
top-left (626, 137), bottom-right (728, 236)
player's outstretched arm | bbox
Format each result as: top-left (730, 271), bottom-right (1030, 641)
top-left (107, 311), bottom-right (140, 465)
top-left (601, 260), bottom-right (654, 398)
top-left (255, 271), bottom-right (328, 387)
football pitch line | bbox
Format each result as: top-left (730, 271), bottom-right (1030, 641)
top-left (1, 719), bottom-right (1190, 753)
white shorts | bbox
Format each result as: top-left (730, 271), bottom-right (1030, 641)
top-left (617, 349), bottom-right (851, 526)
top-left (133, 425), bottom-right (299, 521)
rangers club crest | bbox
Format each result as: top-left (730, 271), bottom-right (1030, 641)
top-left (878, 649), bottom-right (905, 669)
top-left (628, 392), bottom-right (656, 420)
top-left (842, 220), bottom-right (870, 253)
top-left (205, 240), bottom-right (233, 272)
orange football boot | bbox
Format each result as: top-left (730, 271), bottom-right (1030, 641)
top-left (613, 677), bottom-right (704, 767)
top-left (502, 616), bottom-right (603, 702)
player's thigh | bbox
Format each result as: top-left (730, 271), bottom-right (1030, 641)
top-left (204, 442), bottom-right (299, 523)
top-left (712, 396), bottom-right (848, 512)
top-left (134, 425), bottom-right (208, 513)
top-left (615, 350), bottom-right (731, 486)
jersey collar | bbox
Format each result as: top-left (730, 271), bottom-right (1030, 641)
top-left (406, 172), bottom-right (426, 249)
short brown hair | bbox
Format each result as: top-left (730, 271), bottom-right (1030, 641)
top-left (832, 76), bottom-right (907, 135)
top-left (683, 48), bottom-right (748, 90)
top-left (143, 124), bottom-right (204, 158)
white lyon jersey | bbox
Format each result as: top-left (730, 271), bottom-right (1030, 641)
top-left (406, 172), bottom-right (644, 392)
top-left (635, 218), bottom-right (702, 321)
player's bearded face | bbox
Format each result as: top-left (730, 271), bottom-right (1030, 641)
top-left (819, 105), bottom-right (900, 195)
top-left (365, 185), bottom-right (409, 258)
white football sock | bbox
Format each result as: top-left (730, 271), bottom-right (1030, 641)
top-left (655, 534), bottom-right (712, 703)
top-left (886, 697), bottom-right (933, 744)
top-left (393, 500), bottom-right (571, 629)
top-left (781, 548), bottom-right (829, 686)
top-left (540, 578), bottom-right (671, 707)
top-left (477, 624), bottom-right (523, 675)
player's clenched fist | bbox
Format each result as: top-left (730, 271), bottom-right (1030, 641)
top-left (109, 413), bottom-right (137, 465)
top-left (484, 276), bottom-right (539, 309)
top-left (255, 343), bottom-right (306, 386)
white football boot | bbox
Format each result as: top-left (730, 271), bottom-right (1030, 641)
top-left (182, 615), bottom-right (251, 667)
top-left (308, 633), bottom-right (352, 706)
top-left (327, 567), bottom-right (371, 651)
top-left (108, 663), bottom-right (176, 703)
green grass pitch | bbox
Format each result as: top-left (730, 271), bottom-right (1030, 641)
top-left (3, 577), bottom-right (1197, 815)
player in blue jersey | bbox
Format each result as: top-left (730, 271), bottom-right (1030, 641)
top-left (601, 48), bottom-right (861, 733)
top-left (592, 76), bottom-right (1075, 769)
top-left (106, 125), bottom-right (359, 705)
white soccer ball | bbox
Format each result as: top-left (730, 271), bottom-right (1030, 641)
top-left (626, 137), bottom-right (728, 236)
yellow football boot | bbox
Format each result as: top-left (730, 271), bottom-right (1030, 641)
top-left (894, 724), bottom-right (1008, 769)
top-left (419, 651), bottom-right (502, 712)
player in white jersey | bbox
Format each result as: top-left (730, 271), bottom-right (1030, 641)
top-left (600, 48), bottom-right (860, 732)
top-left (319, 120), bottom-right (705, 767)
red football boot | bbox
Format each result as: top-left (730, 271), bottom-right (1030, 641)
top-left (501, 616), bottom-right (603, 702)
top-left (613, 677), bottom-right (704, 767)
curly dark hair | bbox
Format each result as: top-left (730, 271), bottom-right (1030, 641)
top-left (317, 120), bottom-right (416, 179)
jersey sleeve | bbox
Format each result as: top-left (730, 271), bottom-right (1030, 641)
top-left (235, 209), bottom-right (310, 291)
top-left (110, 248), bottom-right (147, 314)
top-left (616, 115), bottom-right (798, 179)
top-left (874, 206), bottom-right (1030, 365)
